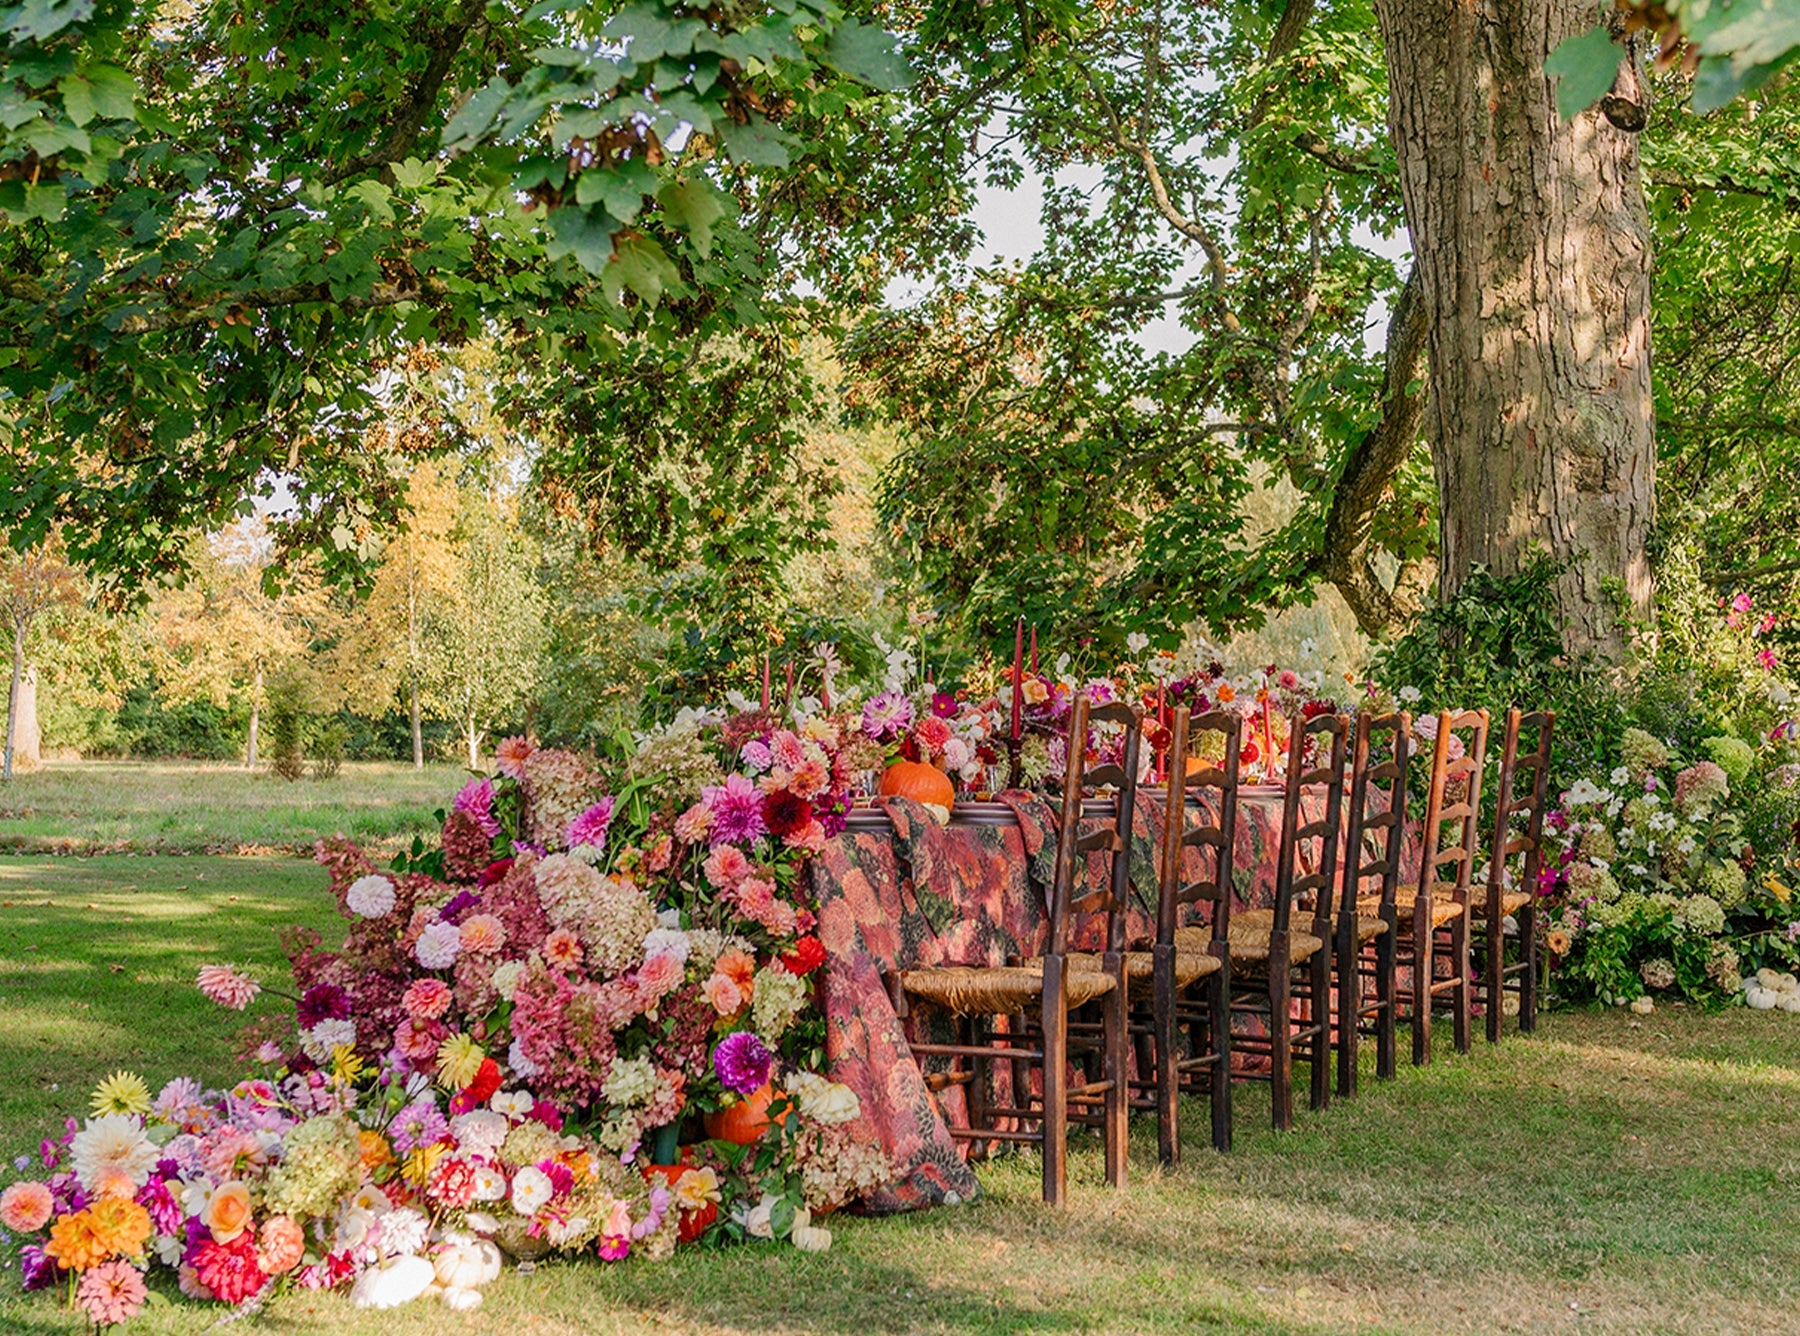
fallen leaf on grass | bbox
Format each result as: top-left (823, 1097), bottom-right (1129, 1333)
top-left (109, 964), bottom-right (124, 974)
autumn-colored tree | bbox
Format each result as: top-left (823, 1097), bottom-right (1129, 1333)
top-left (421, 495), bottom-right (545, 770)
top-left (0, 538), bottom-right (84, 777)
top-left (151, 522), bottom-right (327, 769)
top-left (331, 462), bottom-right (461, 768)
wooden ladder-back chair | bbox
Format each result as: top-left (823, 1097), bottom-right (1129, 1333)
top-left (1146, 706), bottom-right (1241, 1161)
top-left (888, 694), bottom-right (1138, 1205)
top-left (1180, 710), bottom-right (1346, 1130)
top-left (1474, 707), bottom-right (1555, 1041)
top-left (1334, 710), bottom-right (1412, 1097)
top-left (1362, 708), bottom-right (1488, 1066)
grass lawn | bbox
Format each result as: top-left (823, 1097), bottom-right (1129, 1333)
top-left (0, 760), bottom-right (457, 855)
top-left (4, 855), bottom-right (1800, 1333)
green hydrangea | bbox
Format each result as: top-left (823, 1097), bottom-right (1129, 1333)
top-left (1620, 728), bottom-right (1670, 781)
top-left (1697, 858), bottom-right (1748, 910)
top-left (1674, 894), bottom-right (1725, 936)
top-left (1621, 797), bottom-right (1656, 830)
top-left (262, 1114), bottom-right (363, 1219)
top-left (501, 1120), bottom-right (562, 1168)
top-left (1566, 862), bottom-right (1621, 903)
top-left (1701, 735), bottom-right (1757, 789)
top-left (1578, 825), bottom-right (1618, 862)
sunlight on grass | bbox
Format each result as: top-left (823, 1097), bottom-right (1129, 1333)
top-left (0, 759), bottom-right (457, 853)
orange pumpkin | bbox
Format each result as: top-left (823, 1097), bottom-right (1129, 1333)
top-left (879, 758), bottom-right (956, 809)
top-left (703, 1081), bottom-right (788, 1145)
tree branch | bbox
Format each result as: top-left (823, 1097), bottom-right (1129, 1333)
top-left (1320, 265), bottom-right (1432, 637)
top-left (113, 280), bottom-right (449, 335)
top-left (1293, 130), bottom-right (1375, 175)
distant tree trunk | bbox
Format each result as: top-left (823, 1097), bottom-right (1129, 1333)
top-left (410, 680), bottom-right (424, 769)
top-left (1375, 0), bottom-right (1655, 662)
top-left (13, 665), bottom-right (39, 772)
top-left (465, 716), bottom-right (481, 772)
top-left (3, 621), bottom-right (21, 780)
top-left (246, 663), bottom-right (263, 770)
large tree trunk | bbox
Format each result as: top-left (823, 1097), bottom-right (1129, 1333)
top-left (1375, 0), bottom-right (1655, 662)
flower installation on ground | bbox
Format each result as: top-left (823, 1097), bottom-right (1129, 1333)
top-left (4, 642), bottom-right (1341, 1324)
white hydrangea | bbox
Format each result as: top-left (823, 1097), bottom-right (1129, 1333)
top-left (602, 1056), bottom-right (658, 1107)
top-left (491, 960), bottom-right (523, 1001)
top-left (642, 927), bottom-right (691, 964)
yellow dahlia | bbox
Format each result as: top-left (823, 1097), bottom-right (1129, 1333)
top-left (435, 1032), bottom-right (485, 1089)
top-left (89, 1071), bottom-right (152, 1118)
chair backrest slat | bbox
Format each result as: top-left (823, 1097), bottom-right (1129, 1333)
top-left (1271, 711), bottom-right (1350, 932)
top-left (1483, 706), bottom-right (1557, 911)
top-left (1157, 707), bottom-right (1241, 946)
top-left (1343, 710), bottom-right (1413, 912)
top-left (1047, 694), bottom-right (1144, 958)
top-left (1416, 708), bottom-right (1491, 900)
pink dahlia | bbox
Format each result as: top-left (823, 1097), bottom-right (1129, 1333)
top-left (0, 1180), bottom-right (53, 1232)
top-left (453, 777), bottom-right (502, 838)
top-left (76, 1259), bottom-right (146, 1325)
top-left (862, 690), bottom-right (914, 741)
top-left (458, 913), bottom-right (506, 955)
top-left (565, 797), bottom-right (616, 852)
top-left (713, 1032), bottom-right (772, 1094)
top-left (257, 1215), bottom-right (305, 1275)
top-left (196, 965), bottom-right (260, 1011)
top-left (402, 978), bottom-right (453, 1021)
top-left (702, 844), bottom-right (751, 889)
top-left (702, 773), bottom-right (767, 846)
top-left (494, 735), bottom-right (536, 779)
top-left (673, 802), bottom-right (712, 844)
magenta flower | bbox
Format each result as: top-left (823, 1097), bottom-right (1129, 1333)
top-left (862, 690), bottom-right (914, 742)
top-left (453, 778), bottom-right (501, 838)
top-left (703, 773), bottom-right (767, 846)
top-left (713, 1031), bottom-right (772, 1094)
top-left (565, 797), bottom-right (616, 851)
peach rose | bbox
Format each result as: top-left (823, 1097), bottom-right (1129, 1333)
top-left (200, 1181), bottom-right (253, 1243)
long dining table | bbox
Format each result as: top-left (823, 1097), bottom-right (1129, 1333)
top-left (810, 785), bottom-right (1314, 1213)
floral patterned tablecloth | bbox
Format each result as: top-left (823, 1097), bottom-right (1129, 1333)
top-left (811, 786), bottom-right (1301, 1213)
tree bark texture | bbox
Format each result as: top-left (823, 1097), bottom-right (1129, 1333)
top-left (1374, 0), bottom-right (1655, 661)
top-left (4, 625), bottom-right (20, 779)
top-left (410, 681), bottom-right (424, 770)
top-left (13, 666), bottom-right (39, 772)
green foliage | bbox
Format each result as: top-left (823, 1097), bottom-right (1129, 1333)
top-left (1370, 553), bottom-right (1623, 783)
top-left (1550, 2), bottom-right (1800, 117)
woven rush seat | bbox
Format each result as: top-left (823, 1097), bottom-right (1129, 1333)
top-left (1173, 924), bottom-right (1324, 963)
top-left (1479, 888), bottom-right (1531, 915)
top-left (898, 964), bottom-right (1116, 1015)
top-left (1359, 886), bottom-right (1467, 927)
top-left (1234, 905), bottom-right (1390, 942)
top-left (1056, 948), bottom-right (1222, 994)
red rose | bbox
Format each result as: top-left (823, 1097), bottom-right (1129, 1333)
top-left (781, 936), bottom-right (826, 976)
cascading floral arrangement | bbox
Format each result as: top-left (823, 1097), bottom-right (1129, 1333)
top-left (1, 647), bottom-right (1343, 1324)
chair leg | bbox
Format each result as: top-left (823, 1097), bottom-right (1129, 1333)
top-left (1336, 919), bottom-right (1359, 1099)
top-left (1041, 968), bottom-right (1068, 1208)
top-left (1484, 901), bottom-right (1503, 1045)
top-left (1209, 960), bottom-right (1233, 1153)
top-left (963, 1015), bottom-right (989, 1158)
top-left (1519, 903), bottom-right (1538, 1034)
top-left (1153, 946), bottom-right (1180, 1166)
top-left (1270, 943), bottom-right (1294, 1132)
top-left (1102, 972), bottom-right (1129, 1189)
top-left (1451, 914), bottom-right (1472, 1056)
top-left (1412, 898), bottom-right (1432, 1068)
top-left (1375, 920), bottom-right (1397, 1081)
top-left (1309, 948), bottom-right (1330, 1113)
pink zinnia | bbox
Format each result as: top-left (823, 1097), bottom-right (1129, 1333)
top-left (77, 1260), bottom-right (147, 1325)
top-left (459, 913), bottom-right (507, 955)
top-left (453, 778), bottom-right (501, 838)
top-left (402, 978), bottom-right (453, 1021)
top-left (196, 964), bottom-right (260, 1010)
top-left (702, 773), bottom-right (767, 845)
top-left (495, 735), bottom-right (536, 779)
top-left (703, 844), bottom-right (751, 889)
top-left (565, 798), bottom-right (616, 851)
